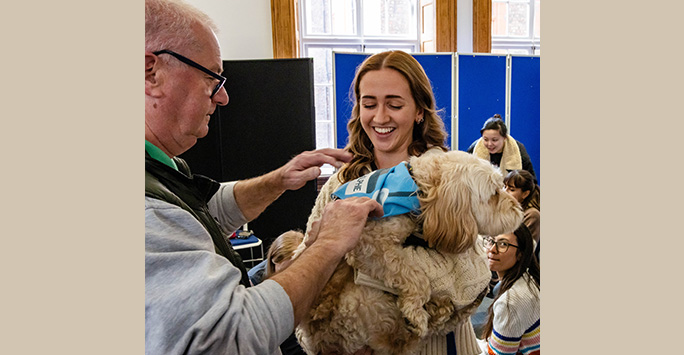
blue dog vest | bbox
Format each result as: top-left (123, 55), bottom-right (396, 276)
top-left (331, 162), bottom-right (420, 218)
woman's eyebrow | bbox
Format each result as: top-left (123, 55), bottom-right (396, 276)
top-left (361, 94), bottom-right (405, 100)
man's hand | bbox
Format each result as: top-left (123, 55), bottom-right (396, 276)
top-left (275, 149), bottom-right (353, 191)
top-left (270, 196), bottom-right (383, 326)
top-left (309, 197), bottom-right (384, 257)
top-left (233, 148), bottom-right (352, 221)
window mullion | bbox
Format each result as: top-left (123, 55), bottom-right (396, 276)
top-left (357, 0), bottom-right (364, 47)
top-left (528, 0), bottom-right (535, 51)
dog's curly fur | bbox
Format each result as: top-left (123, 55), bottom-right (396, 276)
top-left (295, 151), bottom-right (524, 355)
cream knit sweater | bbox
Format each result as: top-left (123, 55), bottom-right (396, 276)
top-left (304, 149), bottom-right (488, 355)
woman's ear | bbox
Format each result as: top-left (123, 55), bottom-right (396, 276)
top-left (522, 190), bottom-right (531, 200)
top-left (416, 108), bottom-right (424, 123)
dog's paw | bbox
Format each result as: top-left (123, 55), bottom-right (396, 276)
top-left (425, 296), bottom-right (455, 329)
top-left (401, 306), bottom-right (429, 337)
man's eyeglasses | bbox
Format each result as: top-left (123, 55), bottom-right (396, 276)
top-left (482, 236), bottom-right (519, 253)
top-left (153, 49), bottom-right (226, 99)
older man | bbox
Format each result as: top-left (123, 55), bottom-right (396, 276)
top-left (144, 0), bottom-right (382, 354)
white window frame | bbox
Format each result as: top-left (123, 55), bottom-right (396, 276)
top-left (298, 0), bottom-right (421, 154)
top-left (491, 0), bottom-right (540, 55)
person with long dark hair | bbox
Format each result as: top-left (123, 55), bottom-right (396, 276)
top-left (480, 224), bottom-right (540, 355)
top-left (503, 170), bottom-right (540, 249)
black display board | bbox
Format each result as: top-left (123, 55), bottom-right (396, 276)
top-left (180, 58), bottom-right (317, 250)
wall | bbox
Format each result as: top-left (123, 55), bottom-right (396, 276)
top-left (186, 0), bottom-right (274, 60)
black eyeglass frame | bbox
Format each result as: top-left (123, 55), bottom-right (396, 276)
top-left (482, 236), bottom-right (519, 253)
top-left (153, 49), bottom-right (226, 98)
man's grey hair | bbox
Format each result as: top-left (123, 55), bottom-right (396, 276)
top-left (145, 0), bottom-right (218, 58)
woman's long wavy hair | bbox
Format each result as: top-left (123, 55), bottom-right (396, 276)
top-left (337, 50), bottom-right (448, 183)
top-left (504, 169), bottom-right (540, 211)
top-left (481, 223), bottom-right (540, 340)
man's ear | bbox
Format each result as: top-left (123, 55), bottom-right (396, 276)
top-left (145, 52), bottom-right (164, 97)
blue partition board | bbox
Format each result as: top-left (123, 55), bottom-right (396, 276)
top-left (333, 52), bottom-right (453, 149)
top-left (334, 53), bottom-right (367, 149)
top-left (456, 54), bottom-right (507, 152)
top-left (510, 56), bottom-right (540, 183)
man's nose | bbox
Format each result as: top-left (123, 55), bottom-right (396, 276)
top-left (212, 86), bottom-right (229, 106)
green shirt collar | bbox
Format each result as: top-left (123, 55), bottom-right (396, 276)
top-left (145, 140), bottom-right (178, 171)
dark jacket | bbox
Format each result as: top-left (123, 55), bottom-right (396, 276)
top-left (145, 153), bottom-right (251, 287)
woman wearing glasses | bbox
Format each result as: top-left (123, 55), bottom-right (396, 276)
top-left (480, 224), bottom-right (540, 355)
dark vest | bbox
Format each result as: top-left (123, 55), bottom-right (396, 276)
top-left (145, 153), bottom-right (251, 287)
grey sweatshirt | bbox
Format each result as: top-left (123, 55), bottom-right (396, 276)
top-left (145, 182), bottom-right (292, 354)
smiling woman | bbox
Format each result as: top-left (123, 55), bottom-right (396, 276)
top-left (301, 50), bottom-right (489, 355)
top-left (466, 114), bottom-right (537, 183)
top-left (337, 50), bottom-right (449, 184)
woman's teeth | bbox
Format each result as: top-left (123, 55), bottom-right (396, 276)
top-left (374, 127), bottom-right (395, 134)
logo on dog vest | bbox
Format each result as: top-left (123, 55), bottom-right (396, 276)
top-left (332, 162), bottom-right (420, 218)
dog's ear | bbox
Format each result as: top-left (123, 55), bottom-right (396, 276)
top-left (477, 189), bottom-right (524, 236)
top-left (419, 169), bottom-right (478, 254)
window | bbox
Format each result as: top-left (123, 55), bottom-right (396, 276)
top-left (491, 0), bottom-right (540, 55)
top-left (298, 0), bottom-right (422, 152)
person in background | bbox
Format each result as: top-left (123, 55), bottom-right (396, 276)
top-left (301, 50), bottom-right (484, 355)
top-left (479, 224), bottom-right (540, 355)
top-left (467, 114), bottom-right (537, 182)
top-left (145, 1), bottom-right (383, 354)
top-left (265, 230), bottom-right (305, 278)
top-left (503, 169), bottom-right (540, 260)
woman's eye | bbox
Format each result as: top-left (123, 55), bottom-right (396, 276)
top-left (363, 104), bottom-right (376, 109)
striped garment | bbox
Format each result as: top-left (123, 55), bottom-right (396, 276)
top-left (486, 273), bottom-right (540, 355)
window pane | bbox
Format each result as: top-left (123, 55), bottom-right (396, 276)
top-left (364, 45), bottom-right (414, 53)
top-left (314, 85), bottom-right (332, 124)
top-left (315, 121), bottom-right (334, 150)
top-left (508, 3), bottom-right (530, 37)
top-left (534, 0), bottom-right (540, 38)
top-left (305, 0), bottom-right (330, 34)
top-left (422, 3), bottom-right (434, 36)
top-left (363, 0), bottom-right (416, 37)
top-left (305, 0), bottom-right (356, 35)
top-left (331, 0), bottom-right (357, 35)
top-left (308, 48), bottom-right (333, 84)
top-left (508, 48), bottom-right (529, 55)
top-left (422, 40), bottom-right (435, 52)
top-left (492, 3), bottom-right (508, 36)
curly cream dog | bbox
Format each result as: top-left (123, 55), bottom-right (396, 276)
top-left (295, 150), bottom-right (523, 355)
